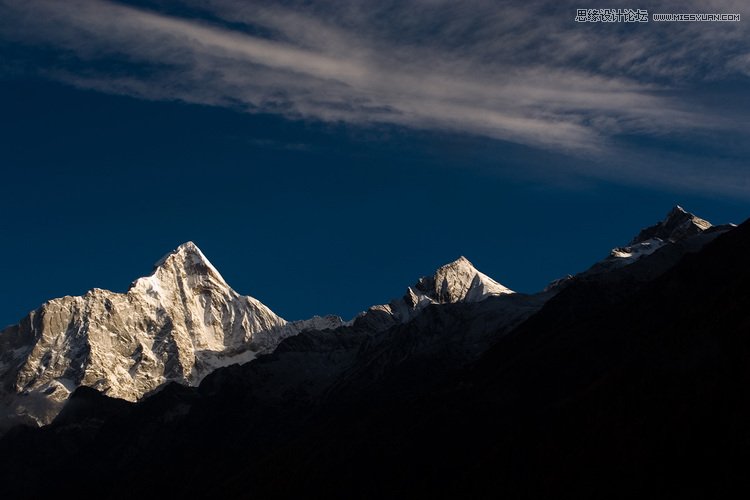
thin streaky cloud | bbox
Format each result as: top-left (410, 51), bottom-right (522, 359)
top-left (1, 0), bottom-right (749, 195)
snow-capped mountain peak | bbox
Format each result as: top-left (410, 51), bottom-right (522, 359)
top-left (629, 205), bottom-right (712, 246)
top-left (608, 205), bottom-right (714, 265)
top-left (153, 241), bottom-right (222, 276)
top-left (0, 242), bottom-right (317, 427)
top-left (595, 206), bottom-right (718, 270)
top-left (543, 206), bottom-right (730, 290)
top-left (131, 241), bottom-right (230, 294)
top-left (415, 256), bottom-right (513, 304)
top-left (356, 256), bottom-right (514, 330)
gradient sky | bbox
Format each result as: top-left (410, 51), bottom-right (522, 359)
top-left (1, 0), bottom-right (750, 327)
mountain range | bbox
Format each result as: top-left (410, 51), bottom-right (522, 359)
top-left (0, 238), bottom-right (515, 428)
top-left (0, 205), bottom-right (746, 498)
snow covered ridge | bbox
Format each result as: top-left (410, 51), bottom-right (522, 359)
top-left (605, 205), bottom-right (734, 267)
top-left (354, 256), bottom-right (514, 330)
top-left (0, 242), bottom-right (342, 427)
top-left (546, 205), bottom-right (735, 290)
top-left (628, 205), bottom-right (712, 246)
top-left (0, 243), bottom-right (512, 428)
top-left (607, 205), bottom-right (713, 265)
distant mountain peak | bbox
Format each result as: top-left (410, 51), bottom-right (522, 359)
top-left (670, 204), bottom-right (686, 214)
top-left (418, 256), bottom-right (512, 304)
top-left (130, 241), bottom-right (229, 295)
top-left (447, 255), bottom-right (472, 265)
top-left (434, 256), bottom-right (474, 277)
top-left (629, 205), bottom-right (712, 246)
top-left (545, 205), bottom-right (731, 292)
top-left (156, 240), bottom-right (204, 263)
top-left (155, 241), bottom-right (224, 276)
top-left (357, 256), bottom-right (513, 330)
top-left (612, 205), bottom-right (714, 264)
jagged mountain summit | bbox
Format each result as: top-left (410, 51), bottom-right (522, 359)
top-left (355, 256), bottom-right (513, 330)
top-left (547, 205), bottom-right (735, 289)
top-left (0, 242), bottom-right (341, 427)
top-left (608, 205), bottom-right (716, 264)
top-left (628, 205), bottom-right (712, 246)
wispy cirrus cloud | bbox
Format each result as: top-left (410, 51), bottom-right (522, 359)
top-left (1, 0), bottom-right (749, 194)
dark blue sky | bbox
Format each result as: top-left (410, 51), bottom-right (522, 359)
top-left (1, 0), bottom-right (749, 327)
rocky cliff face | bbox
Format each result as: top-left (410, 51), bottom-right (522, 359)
top-left (0, 242), bottom-right (341, 426)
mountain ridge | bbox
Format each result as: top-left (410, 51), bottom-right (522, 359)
top-left (0, 244), bottom-right (510, 429)
top-left (0, 206), bottom-right (734, 431)
top-left (546, 205), bottom-right (734, 290)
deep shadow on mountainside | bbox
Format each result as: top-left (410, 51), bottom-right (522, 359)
top-left (2, 216), bottom-right (750, 498)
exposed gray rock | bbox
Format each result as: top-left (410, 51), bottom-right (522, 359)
top-left (0, 242), bottom-right (342, 426)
